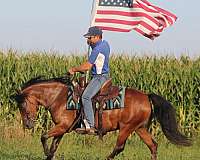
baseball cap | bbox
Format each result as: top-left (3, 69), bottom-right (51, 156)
top-left (83, 26), bottom-right (103, 38)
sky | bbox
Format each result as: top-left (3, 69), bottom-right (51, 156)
top-left (0, 0), bottom-right (199, 58)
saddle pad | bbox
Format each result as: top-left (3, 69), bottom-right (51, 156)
top-left (66, 86), bottom-right (126, 110)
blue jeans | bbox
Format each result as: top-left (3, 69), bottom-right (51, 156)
top-left (82, 74), bottom-right (109, 128)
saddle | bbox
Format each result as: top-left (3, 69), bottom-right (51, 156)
top-left (72, 76), bottom-right (119, 104)
top-left (72, 75), bottom-right (119, 139)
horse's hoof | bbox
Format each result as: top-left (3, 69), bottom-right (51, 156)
top-left (44, 150), bottom-right (50, 156)
top-left (106, 157), bottom-right (113, 160)
top-left (46, 153), bottom-right (54, 160)
top-left (46, 156), bottom-right (55, 160)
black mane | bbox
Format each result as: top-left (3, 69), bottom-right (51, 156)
top-left (11, 75), bottom-right (71, 105)
top-left (21, 75), bottom-right (71, 90)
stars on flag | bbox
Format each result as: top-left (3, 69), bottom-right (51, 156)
top-left (99, 0), bottom-right (133, 8)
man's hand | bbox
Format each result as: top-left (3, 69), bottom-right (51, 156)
top-left (68, 68), bottom-right (75, 75)
top-left (68, 62), bottom-right (92, 75)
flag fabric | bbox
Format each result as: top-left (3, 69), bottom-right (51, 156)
top-left (91, 0), bottom-right (177, 40)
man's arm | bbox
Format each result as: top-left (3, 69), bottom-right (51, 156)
top-left (68, 61), bottom-right (93, 74)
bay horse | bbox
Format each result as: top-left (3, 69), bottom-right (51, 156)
top-left (12, 75), bottom-right (191, 160)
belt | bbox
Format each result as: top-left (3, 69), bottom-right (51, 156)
top-left (92, 73), bottom-right (109, 76)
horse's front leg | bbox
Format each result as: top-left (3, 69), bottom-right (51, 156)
top-left (46, 135), bottom-right (64, 160)
top-left (41, 123), bottom-right (68, 160)
top-left (41, 132), bottom-right (50, 156)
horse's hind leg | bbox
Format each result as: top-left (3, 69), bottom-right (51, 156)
top-left (136, 127), bottom-right (158, 160)
top-left (107, 126), bottom-right (134, 160)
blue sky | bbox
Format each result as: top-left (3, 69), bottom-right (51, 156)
top-left (0, 0), bottom-right (199, 58)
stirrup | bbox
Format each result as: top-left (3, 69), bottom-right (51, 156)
top-left (75, 127), bottom-right (87, 134)
top-left (86, 128), bottom-right (97, 135)
top-left (75, 127), bottom-right (97, 135)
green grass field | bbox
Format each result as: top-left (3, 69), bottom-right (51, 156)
top-left (0, 123), bottom-right (200, 160)
top-left (0, 51), bottom-right (199, 159)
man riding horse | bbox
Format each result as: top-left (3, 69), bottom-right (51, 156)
top-left (68, 26), bottom-right (110, 135)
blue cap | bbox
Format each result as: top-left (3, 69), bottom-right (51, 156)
top-left (83, 26), bottom-right (103, 38)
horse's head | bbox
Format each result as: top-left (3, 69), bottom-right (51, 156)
top-left (12, 92), bottom-right (38, 129)
top-left (11, 74), bottom-right (74, 129)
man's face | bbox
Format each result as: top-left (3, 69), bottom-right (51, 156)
top-left (87, 35), bottom-right (100, 45)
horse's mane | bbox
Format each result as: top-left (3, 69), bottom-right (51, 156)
top-left (21, 75), bottom-right (71, 90)
top-left (11, 75), bottom-right (71, 105)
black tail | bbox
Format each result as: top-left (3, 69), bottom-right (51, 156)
top-left (148, 93), bottom-right (192, 146)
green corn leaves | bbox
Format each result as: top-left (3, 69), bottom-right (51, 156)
top-left (0, 50), bottom-right (199, 134)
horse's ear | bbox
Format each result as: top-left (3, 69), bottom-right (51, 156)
top-left (10, 92), bottom-right (26, 104)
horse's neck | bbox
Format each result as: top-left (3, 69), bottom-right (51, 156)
top-left (26, 83), bottom-right (66, 109)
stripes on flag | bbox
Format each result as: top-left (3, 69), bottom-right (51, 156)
top-left (91, 0), bottom-right (177, 40)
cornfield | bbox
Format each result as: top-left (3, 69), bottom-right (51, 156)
top-left (0, 49), bottom-right (199, 135)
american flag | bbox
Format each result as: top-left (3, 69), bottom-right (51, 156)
top-left (91, 0), bottom-right (177, 40)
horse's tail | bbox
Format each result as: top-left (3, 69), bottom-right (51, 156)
top-left (148, 93), bottom-right (192, 146)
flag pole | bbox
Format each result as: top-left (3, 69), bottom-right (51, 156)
top-left (86, 0), bottom-right (96, 83)
top-left (81, 0), bottom-right (96, 129)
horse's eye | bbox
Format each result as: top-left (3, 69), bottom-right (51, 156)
top-left (25, 109), bottom-right (30, 115)
top-left (27, 113), bottom-right (31, 118)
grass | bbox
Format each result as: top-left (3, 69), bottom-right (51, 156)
top-left (0, 122), bottom-right (200, 160)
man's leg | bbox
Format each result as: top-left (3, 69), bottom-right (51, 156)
top-left (82, 75), bottom-right (108, 128)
